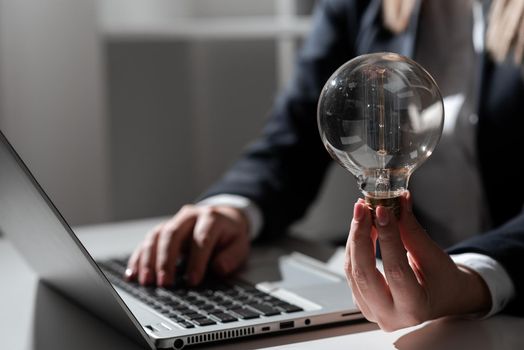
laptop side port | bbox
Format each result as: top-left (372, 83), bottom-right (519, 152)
top-left (279, 321), bottom-right (294, 330)
top-left (173, 338), bottom-right (184, 349)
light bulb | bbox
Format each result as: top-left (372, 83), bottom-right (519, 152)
top-left (317, 52), bottom-right (444, 216)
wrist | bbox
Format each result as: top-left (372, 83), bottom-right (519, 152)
top-left (454, 265), bottom-right (492, 317)
top-left (214, 206), bottom-right (250, 237)
top-left (196, 194), bottom-right (262, 240)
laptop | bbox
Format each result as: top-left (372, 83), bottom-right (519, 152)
top-left (0, 130), bottom-right (362, 349)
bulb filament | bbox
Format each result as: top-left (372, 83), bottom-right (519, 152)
top-left (377, 67), bottom-right (387, 170)
top-left (375, 168), bottom-right (390, 194)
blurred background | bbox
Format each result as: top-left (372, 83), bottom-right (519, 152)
top-left (0, 0), bottom-right (359, 241)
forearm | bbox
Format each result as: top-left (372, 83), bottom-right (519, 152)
top-left (199, 0), bottom-right (362, 237)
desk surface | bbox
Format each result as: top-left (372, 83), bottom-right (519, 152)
top-left (1, 217), bottom-right (523, 350)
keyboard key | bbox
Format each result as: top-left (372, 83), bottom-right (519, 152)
top-left (262, 295), bottom-right (284, 304)
top-left (210, 312), bottom-right (238, 323)
top-left (222, 301), bottom-right (236, 307)
top-left (223, 289), bottom-right (241, 297)
top-left (171, 306), bottom-right (193, 314)
top-left (278, 303), bottom-right (303, 313)
top-left (178, 321), bottom-right (195, 328)
top-left (208, 295), bottom-right (226, 303)
top-left (199, 289), bottom-right (216, 297)
top-left (160, 307), bottom-right (176, 314)
top-left (137, 286), bottom-right (158, 296)
top-left (184, 312), bottom-right (206, 320)
top-left (168, 314), bottom-right (185, 323)
top-left (246, 303), bottom-right (281, 316)
top-left (171, 290), bottom-right (190, 298)
top-left (215, 297), bottom-right (235, 306)
top-left (236, 294), bottom-right (251, 302)
top-left (164, 300), bottom-right (183, 308)
top-left (150, 303), bottom-right (165, 310)
top-left (230, 307), bottom-right (260, 320)
top-left (199, 303), bottom-right (216, 311)
top-left (184, 295), bottom-right (199, 303)
top-left (240, 287), bottom-right (260, 294)
top-left (193, 318), bottom-right (217, 326)
top-left (190, 298), bottom-right (207, 307)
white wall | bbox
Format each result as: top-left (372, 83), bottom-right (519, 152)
top-left (0, 0), bottom-right (111, 225)
top-left (0, 0), bottom-right (356, 241)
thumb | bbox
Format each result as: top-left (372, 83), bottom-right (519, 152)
top-left (211, 235), bottom-right (249, 276)
top-left (398, 192), bottom-right (448, 272)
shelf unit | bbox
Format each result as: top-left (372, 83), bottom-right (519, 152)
top-left (96, 0), bottom-right (356, 239)
top-left (99, 0), bottom-right (314, 87)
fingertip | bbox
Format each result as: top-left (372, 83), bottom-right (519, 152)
top-left (139, 269), bottom-right (154, 286)
top-left (185, 271), bottom-right (202, 287)
top-left (184, 272), bottom-right (194, 286)
top-left (213, 256), bottom-right (231, 276)
top-left (375, 206), bottom-right (390, 227)
top-left (353, 202), bottom-right (365, 223)
top-left (157, 270), bottom-right (173, 287)
top-left (156, 271), bottom-right (164, 286)
top-left (401, 191), bottom-right (413, 213)
top-left (124, 268), bottom-right (136, 281)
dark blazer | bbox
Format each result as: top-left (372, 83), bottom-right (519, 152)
top-left (201, 0), bottom-right (524, 314)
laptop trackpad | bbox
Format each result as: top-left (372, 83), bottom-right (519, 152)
top-left (241, 252), bottom-right (342, 288)
top-left (240, 253), bottom-right (353, 310)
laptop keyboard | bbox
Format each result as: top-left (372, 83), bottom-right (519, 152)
top-left (98, 258), bottom-right (303, 329)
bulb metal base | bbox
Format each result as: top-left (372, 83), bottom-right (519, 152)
top-left (365, 195), bottom-right (401, 219)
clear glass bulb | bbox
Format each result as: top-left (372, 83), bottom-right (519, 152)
top-left (317, 52), bottom-right (444, 216)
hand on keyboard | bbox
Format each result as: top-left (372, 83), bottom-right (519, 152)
top-left (125, 205), bottom-right (250, 287)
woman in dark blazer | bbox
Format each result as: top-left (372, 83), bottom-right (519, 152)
top-left (126, 0), bottom-right (524, 330)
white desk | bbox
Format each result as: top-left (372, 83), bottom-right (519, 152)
top-left (1, 217), bottom-right (523, 350)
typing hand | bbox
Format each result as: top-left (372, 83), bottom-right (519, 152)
top-left (345, 192), bottom-right (491, 331)
top-left (125, 205), bottom-right (250, 287)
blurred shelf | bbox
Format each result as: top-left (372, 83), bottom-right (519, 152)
top-left (102, 16), bottom-right (312, 41)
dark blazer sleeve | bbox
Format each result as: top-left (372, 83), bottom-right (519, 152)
top-left (200, 0), bottom-right (370, 238)
top-left (448, 212), bottom-right (524, 316)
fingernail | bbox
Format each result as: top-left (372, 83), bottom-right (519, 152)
top-left (353, 203), bottom-right (365, 222)
top-left (124, 268), bottom-right (134, 280)
top-left (376, 206), bottom-right (389, 226)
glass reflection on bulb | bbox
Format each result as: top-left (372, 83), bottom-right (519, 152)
top-left (317, 52), bottom-right (444, 216)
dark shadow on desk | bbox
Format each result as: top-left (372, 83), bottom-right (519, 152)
top-left (31, 279), bottom-right (377, 350)
top-left (31, 281), bottom-right (143, 350)
top-left (395, 316), bottom-right (524, 350)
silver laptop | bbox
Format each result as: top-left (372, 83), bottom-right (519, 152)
top-left (0, 130), bottom-right (362, 349)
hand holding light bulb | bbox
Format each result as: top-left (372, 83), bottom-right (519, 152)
top-left (346, 192), bottom-right (492, 331)
top-left (318, 53), bottom-right (491, 330)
